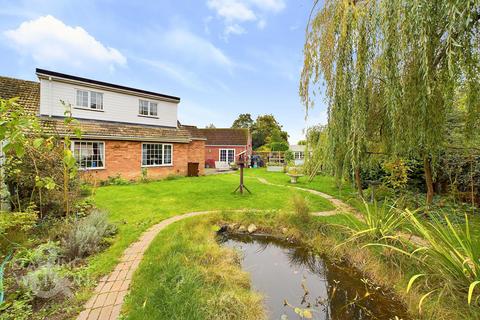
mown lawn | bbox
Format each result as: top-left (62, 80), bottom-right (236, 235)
top-left (89, 173), bottom-right (334, 276)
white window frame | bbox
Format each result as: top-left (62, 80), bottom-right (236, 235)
top-left (219, 148), bottom-right (235, 164)
top-left (71, 140), bottom-right (105, 170)
top-left (75, 89), bottom-right (104, 111)
top-left (138, 99), bottom-right (158, 117)
top-left (294, 151), bottom-right (304, 160)
top-left (141, 143), bottom-right (173, 167)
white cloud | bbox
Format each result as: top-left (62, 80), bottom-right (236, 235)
top-left (4, 15), bottom-right (126, 70)
top-left (224, 24), bottom-right (247, 37)
top-left (140, 58), bottom-right (207, 92)
top-left (207, 0), bottom-right (256, 22)
top-left (162, 27), bottom-right (233, 69)
top-left (206, 0), bottom-right (286, 38)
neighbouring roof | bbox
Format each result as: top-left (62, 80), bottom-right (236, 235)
top-left (36, 68), bottom-right (180, 102)
top-left (290, 144), bottom-right (306, 152)
top-left (180, 124), bottom-right (207, 141)
top-left (0, 75), bottom-right (192, 143)
top-left (199, 128), bottom-right (250, 146)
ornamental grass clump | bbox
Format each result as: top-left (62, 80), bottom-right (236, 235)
top-left (343, 200), bottom-right (405, 244)
top-left (291, 194), bottom-right (311, 223)
top-left (400, 210), bottom-right (480, 308)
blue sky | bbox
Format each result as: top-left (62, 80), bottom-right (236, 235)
top-left (0, 0), bottom-right (327, 143)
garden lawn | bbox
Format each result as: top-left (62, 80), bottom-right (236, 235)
top-left (89, 173), bottom-right (334, 276)
top-left (243, 168), bottom-right (364, 209)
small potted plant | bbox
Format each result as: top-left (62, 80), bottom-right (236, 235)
top-left (266, 161), bottom-right (284, 172)
top-left (286, 166), bottom-right (304, 184)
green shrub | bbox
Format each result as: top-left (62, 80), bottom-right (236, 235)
top-left (100, 174), bottom-right (130, 186)
top-left (72, 198), bottom-right (95, 218)
top-left (14, 241), bottom-right (62, 268)
top-left (364, 184), bottom-right (396, 202)
top-left (61, 210), bottom-right (117, 261)
top-left (79, 184), bottom-right (93, 197)
top-left (0, 211), bottom-right (38, 234)
top-left (20, 266), bottom-right (68, 299)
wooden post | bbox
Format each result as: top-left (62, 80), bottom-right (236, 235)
top-left (234, 152), bottom-right (251, 194)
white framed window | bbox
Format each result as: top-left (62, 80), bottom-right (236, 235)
top-left (72, 141), bottom-right (105, 170)
top-left (294, 151), bottom-right (304, 160)
top-left (142, 143), bottom-right (173, 166)
top-left (219, 149), bottom-right (235, 163)
top-left (76, 90), bottom-right (103, 110)
top-left (139, 100), bottom-right (158, 117)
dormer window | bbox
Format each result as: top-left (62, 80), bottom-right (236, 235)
top-left (76, 89), bottom-right (103, 110)
top-left (139, 99), bottom-right (158, 117)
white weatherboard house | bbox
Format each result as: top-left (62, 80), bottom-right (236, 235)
top-left (0, 69), bottom-right (207, 181)
top-left (290, 144), bottom-right (306, 166)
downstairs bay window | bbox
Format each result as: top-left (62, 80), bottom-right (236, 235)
top-left (142, 143), bottom-right (173, 166)
top-left (72, 141), bottom-right (105, 169)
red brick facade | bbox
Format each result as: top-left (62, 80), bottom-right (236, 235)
top-left (81, 140), bottom-right (205, 181)
top-left (205, 145), bottom-right (251, 168)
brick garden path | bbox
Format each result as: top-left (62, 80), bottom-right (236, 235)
top-left (76, 177), bottom-right (376, 320)
top-left (76, 211), bottom-right (213, 320)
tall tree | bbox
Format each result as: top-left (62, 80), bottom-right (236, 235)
top-left (231, 113), bottom-right (254, 129)
top-left (251, 114), bottom-right (289, 149)
top-left (301, 0), bottom-right (480, 203)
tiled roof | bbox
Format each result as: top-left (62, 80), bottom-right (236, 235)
top-left (0, 75), bottom-right (192, 143)
top-left (180, 125), bottom-right (207, 140)
top-left (199, 128), bottom-right (250, 146)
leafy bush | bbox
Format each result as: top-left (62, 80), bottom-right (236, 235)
top-left (14, 241), bottom-right (62, 268)
top-left (72, 198), bottom-right (95, 218)
top-left (291, 194), bottom-right (310, 223)
top-left (269, 141), bottom-right (289, 151)
top-left (100, 174), bottom-right (131, 186)
top-left (62, 210), bottom-right (117, 261)
top-left (0, 211), bottom-right (38, 234)
top-left (79, 184), bottom-right (93, 197)
top-left (20, 266), bottom-right (69, 299)
top-left (364, 184), bottom-right (396, 202)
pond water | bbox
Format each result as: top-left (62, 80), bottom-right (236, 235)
top-left (219, 233), bottom-right (410, 320)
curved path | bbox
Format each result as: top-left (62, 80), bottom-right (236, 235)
top-left (76, 211), bottom-right (214, 320)
top-left (76, 179), bottom-right (362, 320)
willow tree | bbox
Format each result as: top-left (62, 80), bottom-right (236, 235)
top-left (301, 0), bottom-right (480, 203)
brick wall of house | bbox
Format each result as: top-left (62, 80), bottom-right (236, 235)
top-left (204, 145), bottom-right (249, 168)
top-left (81, 139), bottom-right (205, 182)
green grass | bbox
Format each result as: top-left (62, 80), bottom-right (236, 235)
top-left (242, 168), bottom-right (362, 207)
top-left (89, 173), bottom-right (334, 276)
top-left (123, 215), bottom-right (265, 320)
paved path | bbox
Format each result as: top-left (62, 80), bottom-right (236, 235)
top-left (76, 211), bottom-right (213, 320)
top-left (256, 177), bottom-right (360, 218)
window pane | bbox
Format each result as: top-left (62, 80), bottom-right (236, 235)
top-left (139, 100), bottom-right (149, 115)
top-left (149, 102), bottom-right (157, 116)
top-left (142, 143), bottom-right (164, 166)
top-left (90, 92), bottom-right (103, 110)
top-left (76, 90), bottom-right (88, 108)
top-left (163, 145), bottom-right (172, 164)
top-left (220, 149), bottom-right (227, 162)
top-left (73, 141), bottom-right (104, 169)
top-left (227, 150), bottom-right (235, 163)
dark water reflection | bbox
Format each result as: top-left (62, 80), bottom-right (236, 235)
top-left (219, 233), bottom-right (410, 320)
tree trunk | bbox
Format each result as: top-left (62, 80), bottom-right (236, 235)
top-left (424, 156), bottom-right (434, 205)
top-left (354, 166), bottom-right (364, 198)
